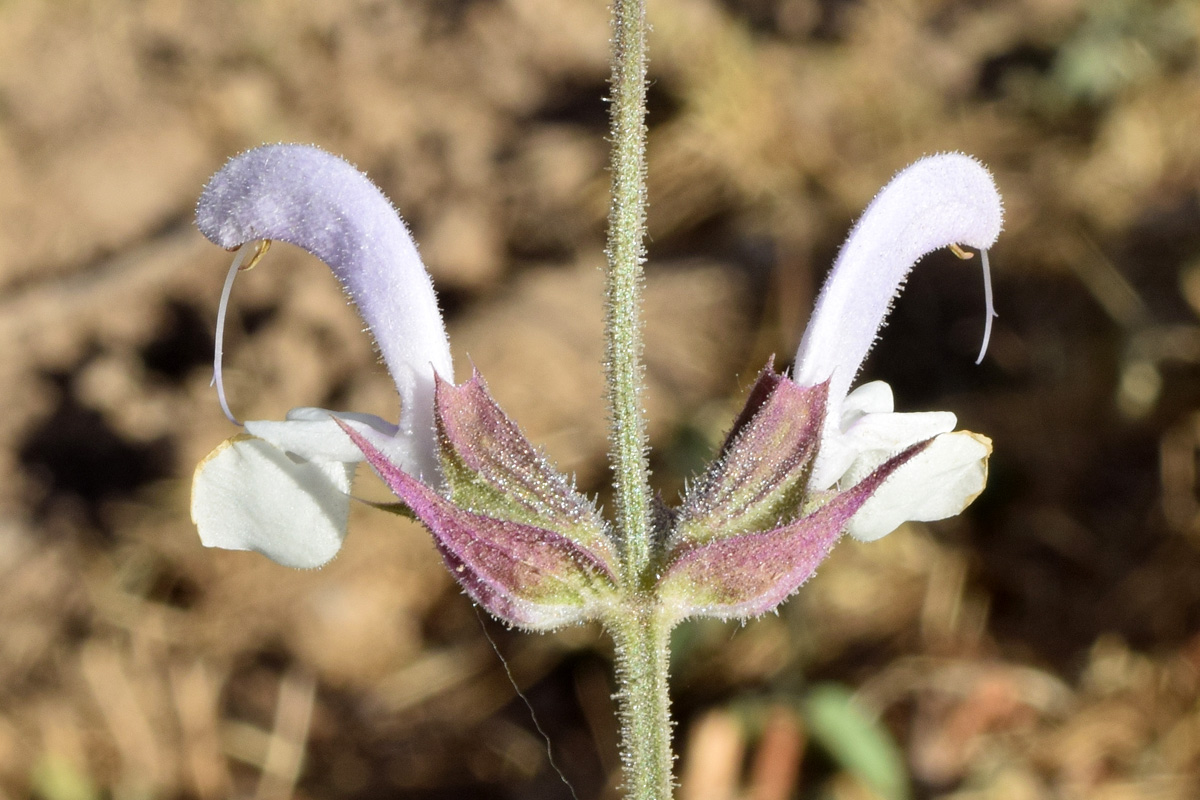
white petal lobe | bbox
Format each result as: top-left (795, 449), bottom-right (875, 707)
top-left (845, 431), bottom-right (992, 541)
top-left (191, 436), bottom-right (355, 569)
top-left (810, 380), bottom-right (958, 489)
top-left (246, 409), bottom-right (399, 463)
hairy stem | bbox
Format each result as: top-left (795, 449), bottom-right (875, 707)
top-left (605, 0), bottom-right (653, 587)
top-left (604, 2), bottom-right (673, 798)
top-left (610, 606), bottom-right (674, 800)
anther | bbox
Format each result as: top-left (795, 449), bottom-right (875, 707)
top-left (949, 242), bottom-right (973, 260)
top-left (242, 239), bottom-right (271, 271)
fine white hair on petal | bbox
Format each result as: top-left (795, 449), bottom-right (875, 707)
top-left (793, 153), bottom-right (1003, 416)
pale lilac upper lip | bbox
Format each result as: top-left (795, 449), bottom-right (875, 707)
top-left (196, 143), bottom-right (454, 478)
top-left (792, 152), bottom-right (1003, 416)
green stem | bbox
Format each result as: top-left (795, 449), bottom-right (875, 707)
top-left (604, 3), bottom-right (674, 798)
top-left (610, 607), bottom-right (674, 800)
top-left (605, 0), bottom-right (652, 588)
top-left (604, 3), bottom-right (672, 798)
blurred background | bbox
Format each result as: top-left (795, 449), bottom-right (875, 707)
top-left (2, 0), bottom-right (1200, 798)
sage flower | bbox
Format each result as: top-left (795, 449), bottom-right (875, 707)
top-left (655, 153), bottom-right (1002, 620)
top-left (793, 153), bottom-right (1002, 541)
top-left (192, 145), bottom-right (619, 630)
top-left (191, 144), bottom-right (453, 568)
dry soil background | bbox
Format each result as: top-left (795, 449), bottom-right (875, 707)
top-left (3, 0), bottom-right (1200, 799)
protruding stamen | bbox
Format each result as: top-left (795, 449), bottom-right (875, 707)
top-left (949, 242), bottom-right (974, 260)
top-left (213, 244), bottom-right (258, 425)
top-left (975, 249), bottom-right (997, 365)
top-left (951, 242), bottom-right (997, 363)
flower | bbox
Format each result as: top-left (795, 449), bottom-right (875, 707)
top-left (190, 144), bottom-right (453, 568)
top-left (793, 152), bottom-right (1003, 541)
top-left (654, 153), bottom-right (1002, 621)
top-left (189, 144), bottom-right (1001, 628)
top-left (191, 145), bottom-right (618, 631)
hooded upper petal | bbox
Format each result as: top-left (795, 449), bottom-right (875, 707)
top-left (192, 144), bottom-right (457, 569)
top-left (793, 153), bottom-right (1003, 418)
top-left (196, 143), bottom-right (453, 479)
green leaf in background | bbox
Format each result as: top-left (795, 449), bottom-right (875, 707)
top-left (30, 755), bottom-right (99, 800)
top-left (1051, 0), bottom-right (1197, 105)
top-left (803, 682), bottom-right (910, 800)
